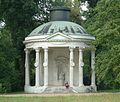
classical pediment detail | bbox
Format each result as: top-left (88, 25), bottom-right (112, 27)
top-left (45, 32), bottom-right (73, 41)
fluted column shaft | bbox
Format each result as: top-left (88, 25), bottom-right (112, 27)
top-left (79, 48), bottom-right (84, 87)
top-left (34, 48), bottom-right (40, 87)
top-left (91, 50), bottom-right (96, 86)
top-left (69, 47), bottom-right (75, 87)
top-left (39, 51), bottom-right (43, 86)
top-left (43, 47), bottom-right (48, 87)
top-left (25, 48), bottom-right (30, 86)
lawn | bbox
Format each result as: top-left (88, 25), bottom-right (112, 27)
top-left (0, 93), bottom-right (120, 102)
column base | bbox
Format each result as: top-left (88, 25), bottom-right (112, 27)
top-left (90, 85), bottom-right (97, 92)
top-left (24, 85), bottom-right (97, 93)
top-left (73, 85), bottom-right (97, 93)
top-left (24, 85), bottom-right (47, 93)
top-left (79, 84), bottom-right (84, 87)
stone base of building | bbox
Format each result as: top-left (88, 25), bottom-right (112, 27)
top-left (24, 85), bottom-right (97, 93)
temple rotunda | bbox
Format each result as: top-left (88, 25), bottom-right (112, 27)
top-left (23, 7), bottom-right (96, 93)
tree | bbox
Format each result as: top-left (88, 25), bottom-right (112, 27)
top-left (81, 0), bottom-right (99, 8)
top-left (0, 28), bottom-right (21, 92)
top-left (0, 0), bottom-right (52, 91)
top-left (84, 0), bottom-right (120, 89)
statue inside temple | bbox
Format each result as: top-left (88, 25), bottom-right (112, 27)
top-left (55, 56), bottom-right (68, 85)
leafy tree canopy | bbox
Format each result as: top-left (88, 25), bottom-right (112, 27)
top-left (0, 0), bottom-right (52, 92)
top-left (0, 28), bottom-right (21, 92)
top-left (81, 0), bottom-right (99, 8)
top-left (85, 0), bottom-right (120, 89)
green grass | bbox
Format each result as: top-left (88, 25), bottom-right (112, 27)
top-left (98, 89), bottom-right (120, 92)
top-left (0, 93), bottom-right (120, 102)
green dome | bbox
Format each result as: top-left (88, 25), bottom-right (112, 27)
top-left (28, 21), bottom-right (89, 36)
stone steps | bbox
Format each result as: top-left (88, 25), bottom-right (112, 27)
top-left (43, 87), bottom-right (74, 93)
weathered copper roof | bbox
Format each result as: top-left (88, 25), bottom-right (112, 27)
top-left (28, 21), bottom-right (90, 37)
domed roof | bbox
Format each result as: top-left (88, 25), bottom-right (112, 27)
top-left (28, 21), bottom-right (89, 37)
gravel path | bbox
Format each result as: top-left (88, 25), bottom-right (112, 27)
top-left (0, 93), bottom-right (119, 97)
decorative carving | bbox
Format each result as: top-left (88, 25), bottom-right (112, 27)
top-left (50, 42), bottom-right (67, 45)
top-left (71, 62), bottom-right (75, 67)
top-left (43, 62), bottom-right (48, 67)
top-left (26, 43), bottom-right (34, 48)
top-left (80, 62), bottom-right (84, 67)
top-left (34, 62), bottom-right (38, 67)
top-left (57, 63), bottom-right (65, 80)
top-left (55, 56), bottom-right (68, 82)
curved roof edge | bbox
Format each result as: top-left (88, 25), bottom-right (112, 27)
top-left (24, 32), bottom-right (95, 44)
top-left (28, 21), bottom-right (91, 37)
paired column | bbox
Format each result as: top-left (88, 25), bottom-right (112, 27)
top-left (91, 50), bottom-right (96, 86)
top-left (39, 51), bottom-right (43, 86)
top-left (69, 47), bottom-right (75, 87)
top-left (79, 48), bottom-right (84, 87)
top-left (25, 47), bottom-right (95, 88)
top-left (43, 47), bottom-right (48, 87)
top-left (34, 48), bottom-right (40, 87)
top-left (24, 48), bottom-right (30, 86)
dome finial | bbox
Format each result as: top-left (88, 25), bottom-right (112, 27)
top-left (50, 7), bottom-right (70, 21)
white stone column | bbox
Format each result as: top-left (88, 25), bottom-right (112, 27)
top-left (39, 51), bottom-right (43, 86)
top-left (91, 50), bottom-right (96, 86)
top-left (43, 47), bottom-right (48, 87)
top-left (69, 47), bottom-right (75, 87)
top-left (34, 47), bottom-right (40, 87)
top-left (24, 48), bottom-right (30, 86)
top-left (79, 48), bottom-right (84, 87)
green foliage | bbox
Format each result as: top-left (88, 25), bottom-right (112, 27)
top-left (0, 0), bottom-right (52, 92)
top-left (83, 51), bottom-right (91, 85)
top-left (0, 28), bottom-right (21, 93)
top-left (81, 0), bottom-right (99, 8)
top-left (85, 0), bottom-right (120, 89)
top-left (51, 0), bottom-right (67, 7)
top-left (70, 0), bottom-right (82, 24)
